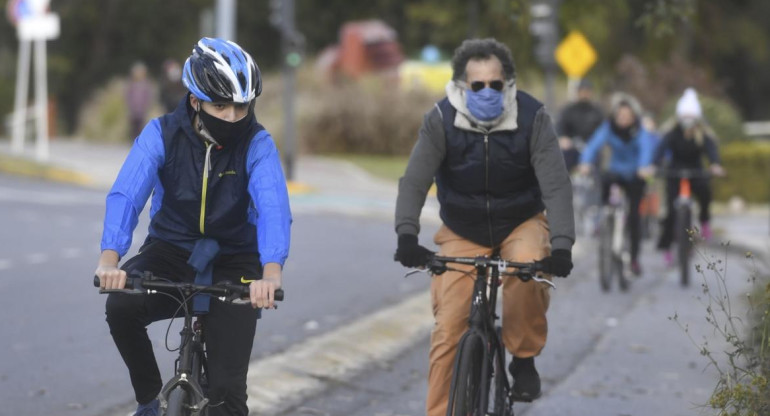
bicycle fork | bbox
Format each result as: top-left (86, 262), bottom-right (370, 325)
top-left (158, 314), bottom-right (209, 415)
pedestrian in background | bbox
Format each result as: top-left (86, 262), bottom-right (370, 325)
top-left (159, 59), bottom-right (187, 113)
top-left (125, 61), bottom-right (154, 141)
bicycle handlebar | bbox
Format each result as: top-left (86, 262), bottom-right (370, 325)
top-left (396, 254), bottom-right (555, 288)
top-left (428, 255), bottom-right (544, 274)
top-left (656, 168), bottom-right (717, 179)
top-left (92, 273), bottom-right (284, 302)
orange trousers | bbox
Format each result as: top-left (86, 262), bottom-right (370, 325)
top-left (426, 213), bottom-right (552, 416)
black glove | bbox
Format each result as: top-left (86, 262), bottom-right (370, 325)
top-left (395, 234), bottom-right (434, 268)
top-left (539, 249), bottom-right (573, 277)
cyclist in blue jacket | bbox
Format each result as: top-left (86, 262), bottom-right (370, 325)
top-left (578, 92), bottom-right (656, 275)
top-left (94, 38), bottom-right (292, 416)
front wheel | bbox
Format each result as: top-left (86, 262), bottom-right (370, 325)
top-left (491, 329), bottom-right (513, 416)
top-left (449, 336), bottom-right (486, 416)
top-left (163, 388), bottom-right (189, 416)
top-left (675, 205), bottom-right (693, 287)
top-left (598, 211), bottom-right (614, 292)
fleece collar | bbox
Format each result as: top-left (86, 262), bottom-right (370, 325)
top-left (445, 79), bottom-right (518, 133)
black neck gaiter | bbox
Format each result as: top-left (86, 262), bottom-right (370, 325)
top-left (610, 119), bottom-right (639, 143)
top-left (197, 105), bottom-right (255, 147)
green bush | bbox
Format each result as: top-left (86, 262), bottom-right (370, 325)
top-left (299, 77), bottom-right (442, 155)
top-left (715, 141), bottom-right (770, 203)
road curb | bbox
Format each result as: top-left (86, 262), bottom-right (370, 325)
top-left (245, 291), bottom-right (433, 415)
top-left (0, 153), bottom-right (315, 197)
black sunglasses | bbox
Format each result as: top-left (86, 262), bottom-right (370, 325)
top-left (470, 80), bottom-right (505, 92)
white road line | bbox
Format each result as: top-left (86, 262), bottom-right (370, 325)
top-left (245, 291), bottom-right (433, 415)
top-left (26, 253), bottom-right (49, 264)
top-left (0, 259), bottom-right (12, 270)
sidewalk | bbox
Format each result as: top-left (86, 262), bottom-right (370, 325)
top-left (0, 137), bottom-right (439, 223)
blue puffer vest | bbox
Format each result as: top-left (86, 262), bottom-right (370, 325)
top-left (435, 90), bottom-right (545, 247)
top-left (148, 98), bottom-right (262, 254)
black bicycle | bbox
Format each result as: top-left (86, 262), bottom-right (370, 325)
top-left (93, 272), bottom-right (283, 416)
top-left (659, 169), bottom-right (715, 287)
top-left (598, 183), bottom-right (631, 292)
top-left (406, 254), bottom-right (554, 416)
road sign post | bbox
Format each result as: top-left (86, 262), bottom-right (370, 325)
top-left (8, 0), bottom-right (60, 162)
top-left (555, 30), bottom-right (597, 100)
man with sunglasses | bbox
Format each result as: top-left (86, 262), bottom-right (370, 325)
top-left (394, 38), bottom-right (574, 415)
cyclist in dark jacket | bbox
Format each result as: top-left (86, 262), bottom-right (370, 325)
top-left (94, 38), bottom-right (292, 416)
top-left (556, 79), bottom-right (605, 171)
top-left (653, 88), bottom-right (724, 266)
top-left (394, 38), bottom-right (574, 415)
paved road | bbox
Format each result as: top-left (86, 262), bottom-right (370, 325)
top-left (0, 173), bottom-right (435, 416)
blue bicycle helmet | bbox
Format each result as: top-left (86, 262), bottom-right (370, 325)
top-left (182, 37), bottom-right (262, 103)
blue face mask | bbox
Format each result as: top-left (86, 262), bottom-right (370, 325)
top-left (466, 87), bottom-right (504, 121)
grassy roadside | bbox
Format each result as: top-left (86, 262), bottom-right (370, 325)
top-left (0, 153), bottom-right (93, 186)
top-left (327, 153), bottom-right (409, 182)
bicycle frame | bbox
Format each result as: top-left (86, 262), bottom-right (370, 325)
top-left (158, 309), bottom-right (209, 415)
top-left (427, 256), bottom-right (553, 415)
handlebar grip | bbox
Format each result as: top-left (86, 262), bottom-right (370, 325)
top-left (274, 288), bottom-right (284, 302)
top-left (93, 274), bottom-right (138, 289)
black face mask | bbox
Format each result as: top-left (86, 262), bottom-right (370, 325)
top-left (197, 104), bottom-right (254, 147)
top-left (610, 119), bottom-right (639, 143)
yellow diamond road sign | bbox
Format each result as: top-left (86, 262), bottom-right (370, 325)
top-left (555, 31), bottom-right (597, 78)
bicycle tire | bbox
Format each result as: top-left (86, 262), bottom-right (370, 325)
top-left (616, 253), bottom-right (629, 292)
top-left (491, 329), bottom-right (512, 416)
top-left (598, 211), bottom-right (614, 292)
top-left (449, 336), bottom-right (485, 416)
top-left (163, 387), bottom-right (189, 416)
top-left (676, 205), bottom-right (692, 287)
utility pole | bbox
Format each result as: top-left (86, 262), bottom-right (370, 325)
top-left (216, 0), bottom-right (236, 41)
top-left (529, 0), bottom-right (560, 114)
top-left (468, 0), bottom-right (479, 38)
top-left (270, 0), bottom-right (304, 181)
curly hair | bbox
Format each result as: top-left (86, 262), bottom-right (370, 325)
top-left (451, 38), bottom-right (516, 81)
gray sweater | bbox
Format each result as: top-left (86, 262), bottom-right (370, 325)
top-left (395, 90), bottom-right (575, 252)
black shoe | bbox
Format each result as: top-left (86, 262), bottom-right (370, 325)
top-left (509, 356), bottom-right (541, 402)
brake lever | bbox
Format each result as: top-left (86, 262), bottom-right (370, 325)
top-left (531, 275), bottom-right (556, 289)
top-left (404, 268), bottom-right (429, 278)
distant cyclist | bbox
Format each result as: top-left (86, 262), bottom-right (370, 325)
top-left (94, 38), bottom-right (292, 416)
top-left (394, 38), bottom-right (575, 415)
top-left (556, 79), bottom-right (605, 171)
top-left (578, 92), bottom-right (656, 275)
top-left (653, 88), bottom-right (724, 266)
